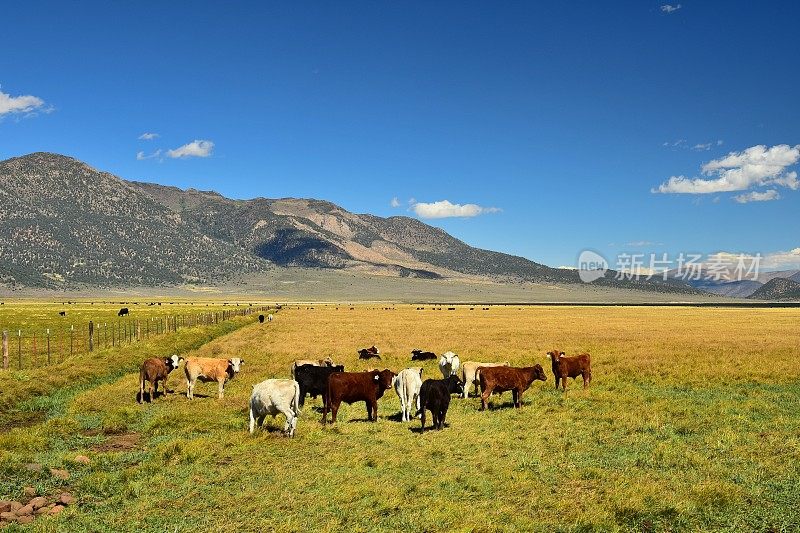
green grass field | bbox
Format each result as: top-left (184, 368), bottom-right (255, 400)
top-left (1, 305), bottom-right (799, 531)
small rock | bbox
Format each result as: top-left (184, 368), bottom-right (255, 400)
top-left (10, 502), bottom-right (23, 512)
top-left (0, 501), bottom-right (11, 513)
top-left (29, 497), bottom-right (48, 510)
top-left (17, 514), bottom-right (35, 524)
top-left (50, 468), bottom-right (70, 480)
top-left (58, 493), bottom-right (75, 506)
top-left (23, 487), bottom-right (36, 497)
top-left (17, 504), bottom-right (34, 516)
top-left (35, 506), bottom-right (50, 515)
top-left (49, 505), bottom-right (65, 515)
top-left (0, 511), bottom-right (16, 521)
top-left (25, 463), bottom-right (42, 472)
top-left (74, 455), bottom-right (91, 464)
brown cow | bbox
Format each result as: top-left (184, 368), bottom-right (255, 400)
top-left (184, 357), bottom-right (244, 399)
top-left (139, 354), bottom-right (183, 403)
top-left (478, 364), bottom-right (547, 410)
top-left (546, 349), bottom-right (591, 391)
top-left (358, 346), bottom-right (381, 360)
top-left (322, 369), bottom-right (396, 424)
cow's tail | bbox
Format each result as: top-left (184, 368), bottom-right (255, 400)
top-left (292, 380), bottom-right (301, 418)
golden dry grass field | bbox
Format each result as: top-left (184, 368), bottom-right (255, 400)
top-left (1, 305), bottom-right (799, 531)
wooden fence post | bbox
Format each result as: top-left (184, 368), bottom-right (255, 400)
top-left (47, 329), bottom-right (51, 365)
top-left (137, 320), bottom-right (141, 341)
top-left (89, 321), bottom-right (94, 352)
top-left (70, 326), bottom-right (74, 357)
top-left (18, 330), bottom-right (21, 370)
top-left (32, 333), bottom-right (37, 367)
top-left (2, 330), bottom-right (8, 370)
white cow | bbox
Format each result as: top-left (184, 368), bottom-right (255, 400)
top-left (268, 314), bottom-right (274, 322)
top-left (392, 367), bottom-right (423, 422)
top-left (249, 378), bottom-right (301, 437)
top-left (438, 351), bottom-right (461, 379)
top-left (459, 361), bottom-right (510, 398)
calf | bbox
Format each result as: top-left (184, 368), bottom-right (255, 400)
top-left (438, 351), bottom-right (460, 378)
top-left (249, 379), bottom-right (301, 437)
top-left (138, 354), bottom-right (183, 403)
top-left (459, 360), bottom-right (510, 398)
top-left (478, 365), bottom-right (547, 410)
top-left (393, 367), bottom-right (424, 421)
top-left (290, 356), bottom-right (335, 379)
top-left (294, 364), bottom-right (345, 407)
top-left (358, 346), bottom-right (381, 360)
top-left (184, 357), bottom-right (244, 399)
top-left (411, 349), bottom-right (437, 361)
top-left (118, 307), bottom-right (129, 317)
top-left (546, 350), bottom-right (591, 391)
top-left (58, 311), bottom-right (66, 316)
top-left (322, 369), bottom-right (396, 424)
top-left (258, 314), bottom-right (265, 323)
top-left (418, 375), bottom-right (464, 432)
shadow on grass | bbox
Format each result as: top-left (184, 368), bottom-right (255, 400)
top-left (408, 422), bottom-right (451, 434)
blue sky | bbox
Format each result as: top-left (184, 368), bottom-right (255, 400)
top-left (2, 1), bottom-right (799, 270)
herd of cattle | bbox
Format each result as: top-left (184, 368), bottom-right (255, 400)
top-left (138, 346), bottom-right (592, 437)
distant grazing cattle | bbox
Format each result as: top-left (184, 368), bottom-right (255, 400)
top-left (546, 349), bottom-right (592, 391)
top-left (290, 356), bottom-right (336, 379)
top-left (58, 311), bottom-right (66, 316)
top-left (459, 361), bottom-right (510, 398)
top-left (418, 375), bottom-right (464, 432)
top-left (258, 314), bottom-right (265, 323)
top-left (478, 365), bottom-right (547, 410)
top-left (184, 357), bottom-right (244, 399)
top-left (322, 369), bottom-right (396, 424)
top-left (294, 364), bottom-right (344, 407)
top-left (268, 314), bottom-right (274, 322)
top-left (139, 354), bottom-right (183, 404)
top-left (438, 351), bottom-right (460, 378)
top-left (358, 346), bottom-right (381, 360)
top-left (411, 349), bottom-right (437, 361)
top-left (118, 307), bottom-right (129, 317)
top-left (249, 378), bottom-right (301, 437)
top-left (393, 367), bottom-right (424, 421)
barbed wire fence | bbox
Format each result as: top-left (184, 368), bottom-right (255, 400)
top-left (1, 306), bottom-right (273, 371)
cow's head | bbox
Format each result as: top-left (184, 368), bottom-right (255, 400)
top-left (411, 349), bottom-right (421, 355)
top-left (321, 356), bottom-right (334, 366)
top-left (546, 350), bottom-right (564, 362)
top-left (441, 351), bottom-right (457, 363)
top-left (370, 345), bottom-right (380, 354)
top-left (532, 364), bottom-right (547, 382)
top-left (331, 365), bottom-right (345, 373)
top-left (165, 354), bottom-right (183, 371)
top-left (372, 369), bottom-right (396, 391)
top-left (228, 358), bottom-right (244, 374)
top-left (445, 375), bottom-right (465, 396)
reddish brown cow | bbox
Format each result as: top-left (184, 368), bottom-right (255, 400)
top-left (478, 364), bottom-right (547, 410)
top-left (138, 354), bottom-right (183, 403)
top-left (322, 369), bottom-right (396, 424)
top-left (546, 349), bottom-right (591, 391)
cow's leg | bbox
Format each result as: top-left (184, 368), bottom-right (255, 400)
top-left (138, 377), bottom-right (145, 404)
top-left (321, 400), bottom-right (329, 424)
top-left (480, 388), bottom-right (491, 411)
top-left (249, 408), bottom-right (256, 434)
top-left (555, 374), bottom-right (559, 389)
top-left (186, 379), bottom-right (193, 400)
top-left (439, 408), bottom-right (447, 429)
top-left (218, 380), bottom-right (225, 399)
top-left (420, 406), bottom-right (426, 433)
top-left (584, 371), bottom-right (591, 389)
top-left (369, 399), bottom-right (378, 421)
top-left (561, 377), bottom-right (567, 391)
top-left (516, 389), bottom-right (523, 408)
top-left (331, 402), bottom-right (339, 424)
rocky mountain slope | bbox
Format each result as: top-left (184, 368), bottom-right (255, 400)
top-left (1, 152), bottom-right (702, 294)
top-left (747, 277), bottom-right (800, 300)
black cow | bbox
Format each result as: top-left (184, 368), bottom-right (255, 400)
top-left (418, 375), bottom-right (464, 432)
top-left (58, 311), bottom-right (66, 316)
top-left (118, 307), bottom-right (129, 317)
top-left (258, 314), bottom-right (265, 323)
top-left (411, 349), bottom-right (437, 361)
top-left (294, 364), bottom-right (345, 407)
top-left (358, 346), bottom-right (381, 360)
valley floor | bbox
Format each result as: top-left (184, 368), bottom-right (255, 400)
top-left (1, 305), bottom-right (799, 531)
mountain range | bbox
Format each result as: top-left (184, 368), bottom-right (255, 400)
top-left (0, 152), bottom-right (794, 300)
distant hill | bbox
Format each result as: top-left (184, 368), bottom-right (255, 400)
top-left (747, 277), bottom-right (800, 300)
top-left (0, 152), bottom-right (702, 295)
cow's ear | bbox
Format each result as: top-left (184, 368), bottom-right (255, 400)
top-left (374, 374), bottom-right (379, 381)
top-left (560, 352), bottom-right (565, 356)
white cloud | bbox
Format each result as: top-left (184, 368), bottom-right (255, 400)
top-left (653, 144), bottom-right (800, 195)
top-left (692, 143), bottom-right (712, 151)
top-left (0, 86), bottom-right (46, 117)
top-left (661, 4), bottom-right (681, 13)
top-left (136, 149), bottom-right (162, 161)
top-left (410, 199), bottom-right (501, 219)
top-left (625, 240), bottom-right (665, 247)
top-left (390, 197), bottom-right (401, 208)
top-left (733, 190), bottom-right (780, 203)
top-left (138, 132), bottom-right (159, 140)
top-left (763, 248), bottom-right (800, 270)
top-left (166, 140), bottom-right (214, 159)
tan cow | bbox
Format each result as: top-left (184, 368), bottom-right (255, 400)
top-left (184, 357), bottom-right (244, 399)
top-left (459, 361), bottom-right (510, 398)
top-left (290, 356), bottom-right (335, 379)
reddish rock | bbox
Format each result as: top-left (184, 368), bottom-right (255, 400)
top-left (23, 486), bottom-right (36, 497)
top-left (74, 455), bottom-right (91, 464)
top-left (29, 497), bottom-right (48, 510)
top-left (50, 468), bottom-right (70, 480)
top-left (49, 505), bottom-right (65, 515)
top-left (0, 501), bottom-right (12, 513)
top-left (58, 493), bottom-right (75, 506)
top-left (0, 511), bottom-right (17, 521)
top-left (16, 504), bottom-right (34, 517)
top-left (35, 506), bottom-right (51, 515)
top-left (10, 502), bottom-right (23, 512)
top-left (17, 514), bottom-right (34, 524)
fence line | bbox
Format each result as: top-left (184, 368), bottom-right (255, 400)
top-left (1, 306), bottom-right (271, 371)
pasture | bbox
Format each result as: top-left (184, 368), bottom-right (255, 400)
top-left (1, 305), bottom-right (799, 531)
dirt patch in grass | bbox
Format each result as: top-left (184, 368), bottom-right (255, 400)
top-left (90, 432), bottom-right (140, 452)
